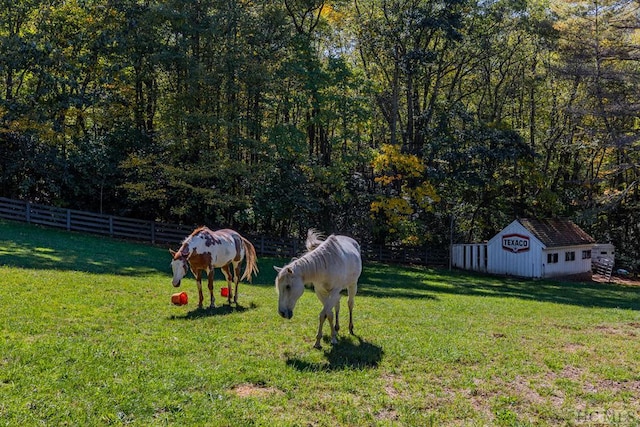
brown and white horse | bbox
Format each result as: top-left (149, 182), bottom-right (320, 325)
top-left (170, 227), bottom-right (259, 308)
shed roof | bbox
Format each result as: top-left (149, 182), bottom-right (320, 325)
top-left (517, 218), bottom-right (595, 248)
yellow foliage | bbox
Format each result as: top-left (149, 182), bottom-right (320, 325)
top-left (371, 197), bottom-right (413, 216)
top-left (320, 4), bottom-right (346, 26)
top-left (372, 144), bottom-right (424, 179)
top-left (403, 235), bottom-right (420, 245)
top-left (410, 181), bottom-right (441, 209)
top-left (370, 145), bottom-right (439, 242)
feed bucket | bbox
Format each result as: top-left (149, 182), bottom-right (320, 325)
top-left (171, 291), bottom-right (188, 306)
top-left (220, 287), bottom-right (229, 297)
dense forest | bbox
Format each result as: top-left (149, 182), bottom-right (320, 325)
top-left (0, 0), bottom-right (638, 270)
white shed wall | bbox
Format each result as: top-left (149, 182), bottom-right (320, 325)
top-left (451, 243), bottom-right (488, 273)
top-left (486, 221), bottom-right (544, 278)
top-left (480, 220), bottom-right (593, 279)
top-left (541, 246), bottom-right (594, 278)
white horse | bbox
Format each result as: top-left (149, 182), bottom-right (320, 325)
top-left (170, 227), bottom-right (259, 308)
top-left (275, 230), bottom-right (362, 348)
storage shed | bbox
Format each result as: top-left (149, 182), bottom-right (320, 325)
top-left (452, 218), bottom-right (596, 279)
top-left (592, 243), bottom-right (615, 264)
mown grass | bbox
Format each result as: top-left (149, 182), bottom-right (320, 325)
top-left (1, 219), bottom-right (640, 426)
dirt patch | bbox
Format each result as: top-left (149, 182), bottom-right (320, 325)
top-left (593, 323), bottom-right (640, 338)
top-left (231, 383), bottom-right (283, 398)
top-left (461, 364), bottom-right (639, 424)
top-left (595, 379), bottom-right (640, 398)
top-left (592, 274), bottom-right (640, 286)
top-left (510, 375), bottom-right (553, 406)
top-left (375, 407), bottom-right (399, 421)
top-left (381, 373), bottom-right (402, 399)
top-left (558, 365), bottom-right (585, 381)
top-left (563, 343), bottom-right (587, 354)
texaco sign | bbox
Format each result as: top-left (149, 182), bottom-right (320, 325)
top-left (502, 233), bottom-right (530, 253)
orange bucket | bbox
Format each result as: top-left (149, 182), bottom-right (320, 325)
top-left (171, 291), bottom-right (188, 306)
top-left (220, 287), bottom-right (229, 297)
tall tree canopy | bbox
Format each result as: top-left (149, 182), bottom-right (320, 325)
top-left (1, 0), bottom-right (638, 270)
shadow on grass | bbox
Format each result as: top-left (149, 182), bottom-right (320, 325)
top-left (0, 220), bottom-right (168, 276)
top-left (360, 263), bottom-right (640, 310)
top-left (168, 302), bottom-right (258, 320)
top-left (358, 265), bottom-right (440, 300)
top-left (0, 221), bottom-right (284, 283)
top-left (4, 221), bottom-right (639, 311)
top-left (286, 336), bottom-right (383, 371)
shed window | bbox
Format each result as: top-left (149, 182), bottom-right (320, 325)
top-left (547, 253), bottom-right (558, 263)
top-left (565, 251), bottom-right (576, 261)
top-left (582, 250), bottom-right (591, 259)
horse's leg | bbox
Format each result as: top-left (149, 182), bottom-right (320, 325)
top-left (221, 264), bottom-right (233, 305)
top-left (348, 283), bottom-right (357, 335)
top-left (232, 262), bottom-right (240, 304)
top-left (196, 270), bottom-right (204, 309)
top-left (334, 299), bottom-right (341, 333)
top-left (315, 291), bottom-right (342, 348)
top-left (207, 269), bottom-right (215, 308)
top-left (315, 310), bottom-right (328, 349)
top-left (313, 291), bottom-right (329, 348)
top-left (326, 308), bottom-right (337, 345)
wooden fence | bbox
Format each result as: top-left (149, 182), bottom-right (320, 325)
top-left (592, 257), bottom-right (615, 282)
top-left (0, 197), bottom-right (447, 266)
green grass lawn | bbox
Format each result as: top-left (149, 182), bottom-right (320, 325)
top-left (1, 220), bottom-right (639, 426)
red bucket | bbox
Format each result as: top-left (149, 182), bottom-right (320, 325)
top-left (220, 287), bottom-right (229, 297)
top-left (171, 291), bottom-right (188, 306)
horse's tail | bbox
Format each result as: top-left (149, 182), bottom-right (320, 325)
top-left (305, 229), bottom-right (325, 251)
top-left (240, 236), bottom-right (259, 282)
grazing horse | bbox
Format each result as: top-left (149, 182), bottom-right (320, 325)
top-left (170, 227), bottom-right (259, 308)
top-left (275, 230), bottom-right (362, 348)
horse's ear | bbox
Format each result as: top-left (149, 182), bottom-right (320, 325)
top-left (169, 249), bottom-right (176, 256)
top-left (273, 266), bottom-right (282, 273)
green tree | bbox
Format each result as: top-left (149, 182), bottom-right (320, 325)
top-left (553, 0), bottom-right (640, 270)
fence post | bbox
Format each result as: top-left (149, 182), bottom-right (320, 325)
top-left (26, 202), bottom-right (31, 223)
top-left (66, 209), bottom-right (71, 231)
top-left (109, 216), bottom-right (113, 237)
top-left (151, 222), bottom-right (156, 244)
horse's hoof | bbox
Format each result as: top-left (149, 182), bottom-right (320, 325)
top-left (313, 343), bottom-right (322, 349)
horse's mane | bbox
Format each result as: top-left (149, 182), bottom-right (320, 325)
top-left (177, 226), bottom-right (209, 256)
top-left (181, 226), bottom-right (209, 244)
top-left (290, 233), bottom-right (342, 275)
top-left (189, 226), bottom-right (209, 238)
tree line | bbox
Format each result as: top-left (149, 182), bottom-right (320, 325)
top-left (0, 0), bottom-right (638, 271)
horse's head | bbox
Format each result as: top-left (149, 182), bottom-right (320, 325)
top-left (169, 249), bottom-right (189, 287)
top-left (274, 266), bottom-right (304, 319)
